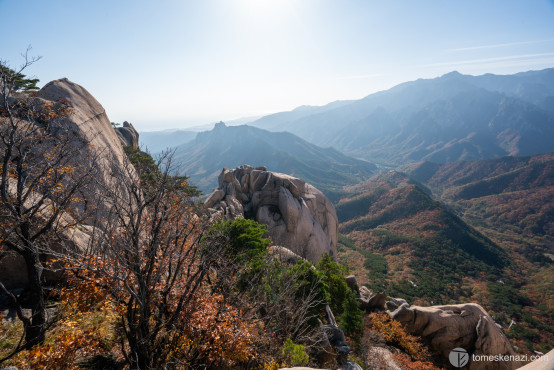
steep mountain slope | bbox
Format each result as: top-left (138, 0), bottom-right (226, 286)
top-left (250, 69), bottom-right (554, 165)
top-left (335, 171), bottom-right (553, 353)
top-left (172, 122), bottom-right (376, 194)
top-left (400, 153), bottom-right (554, 258)
top-left (335, 172), bottom-right (508, 302)
top-left (398, 154), bottom-right (554, 353)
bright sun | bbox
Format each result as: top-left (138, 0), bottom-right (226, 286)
top-left (238, 0), bottom-right (295, 18)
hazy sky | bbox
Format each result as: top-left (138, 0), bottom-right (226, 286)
top-left (2, 0), bottom-right (554, 131)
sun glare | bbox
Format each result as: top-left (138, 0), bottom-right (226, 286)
top-left (238, 0), bottom-right (295, 20)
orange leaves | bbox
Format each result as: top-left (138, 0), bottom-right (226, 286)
top-left (36, 101), bottom-right (73, 122)
top-left (19, 328), bottom-right (103, 370)
top-left (392, 352), bottom-right (441, 370)
top-left (178, 292), bottom-right (256, 366)
top-left (5, 273), bottom-right (116, 369)
top-left (367, 312), bottom-right (432, 363)
top-left (59, 270), bottom-right (111, 313)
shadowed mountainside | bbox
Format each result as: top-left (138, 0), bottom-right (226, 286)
top-left (335, 169), bottom-right (554, 354)
top-left (335, 172), bottom-right (508, 305)
top-left (394, 154), bottom-right (554, 353)
top-left (172, 122), bottom-right (377, 195)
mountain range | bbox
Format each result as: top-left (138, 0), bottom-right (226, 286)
top-left (400, 153), bottom-right (554, 269)
top-left (172, 122), bottom-right (377, 194)
top-left (141, 68), bottom-right (554, 180)
top-left (247, 68), bottom-right (554, 165)
top-left (139, 129), bottom-right (196, 153)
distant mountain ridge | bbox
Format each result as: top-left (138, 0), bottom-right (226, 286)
top-left (249, 68), bottom-right (554, 165)
top-left (172, 122), bottom-right (377, 194)
top-left (400, 153), bottom-right (554, 243)
top-left (139, 129), bottom-right (197, 153)
top-left (397, 153), bottom-right (554, 349)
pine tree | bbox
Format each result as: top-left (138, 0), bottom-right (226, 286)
top-left (339, 288), bottom-right (364, 337)
top-left (0, 65), bottom-right (39, 92)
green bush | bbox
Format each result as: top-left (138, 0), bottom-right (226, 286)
top-left (316, 254), bottom-right (349, 315)
top-left (339, 289), bottom-right (364, 337)
top-left (210, 218), bottom-right (270, 263)
top-left (282, 338), bottom-right (309, 366)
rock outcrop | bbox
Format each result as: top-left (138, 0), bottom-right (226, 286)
top-left (345, 275), bottom-right (387, 311)
top-left (35, 78), bottom-right (128, 173)
top-left (0, 204), bottom-right (94, 290)
top-left (268, 246), bottom-right (307, 265)
top-left (206, 165), bottom-right (338, 263)
top-left (365, 347), bottom-right (402, 370)
top-left (115, 121), bottom-right (139, 149)
top-left (35, 78), bottom-right (134, 220)
top-left (390, 303), bottom-right (520, 369)
top-left (0, 79), bottom-right (134, 289)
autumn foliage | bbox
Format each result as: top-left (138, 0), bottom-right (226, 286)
top-left (367, 312), bottom-right (438, 368)
top-left (7, 272), bottom-right (114, 369)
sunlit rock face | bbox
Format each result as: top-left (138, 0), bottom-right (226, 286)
top-left (35, 78), bottom-right (135, 220)
top-left (390, 303), bottom-right (519, 370)
top-left (205, 165), bottom-right (338, 263)
top-left (0, 79), bottom-right (134, 289)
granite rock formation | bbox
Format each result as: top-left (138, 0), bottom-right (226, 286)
top-left (115, 121), bottom-right (139, 149)
top-left (205, 165), bottom-right (338, 263)
top-left (34, 78), bottom-right (134, 220)
top-left (345, 275), bottom-right (387, 311)
top-left (390, 303), bottom-right (520, 369)
top-left (0, 78), bottom-right (134, 289)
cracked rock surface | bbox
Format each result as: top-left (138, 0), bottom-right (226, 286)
top-left (206, 165), bottom-right (338, 263)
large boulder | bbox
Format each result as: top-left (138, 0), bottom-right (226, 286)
top-left (35, 78), bottom-right (127, 170)
top-left (345, 275), bottom-right (387, 311)
top-left (365, 347), bottom-right (402, 370)
top-left (115, 121), bottom-right (139, 149)
top-left (206, 165), bottom-right (338, 263)
top-left (34, 78), bottom-right (134, 220)
top-left (389, 303), bottom-right (521, 369)
top-left (0, 79), bottom-right (134, 289)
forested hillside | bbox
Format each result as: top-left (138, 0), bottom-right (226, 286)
top-left (335, 163), bottom-right (554, 354)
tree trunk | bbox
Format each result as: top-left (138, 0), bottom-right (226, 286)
top-left (22, 247), bottom-right (46, 348)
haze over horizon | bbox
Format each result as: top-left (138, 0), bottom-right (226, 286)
top-left (1, 0), bottom-right (554, 131)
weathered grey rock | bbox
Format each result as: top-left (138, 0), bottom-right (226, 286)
top-left (115, 121), bottom-right (139, 149)
top-left (206, 166), bottom-right (338, 263)
top-left (339, 361), bottom-right (363, 370)
top-left (0, 179), bottom-right (94, 289)
top-left (358, 286), bottom-right (387, 311)
top-left (365, 347), bottom-right (402, 370)
top-left (385, 297), bottom-right (408, 311)
top-left (204, 189), bottom-right (225, 209)
top-left (268, 246), bottom-right (306, 265)
top-left (35, 78), bottom-right (135, 220)
top-left (345, 275), bottom-right (359, 294)
top-left (390, 303), bottom-right (520, 369)
top-left (0, 79), bottom-right (135, 289)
